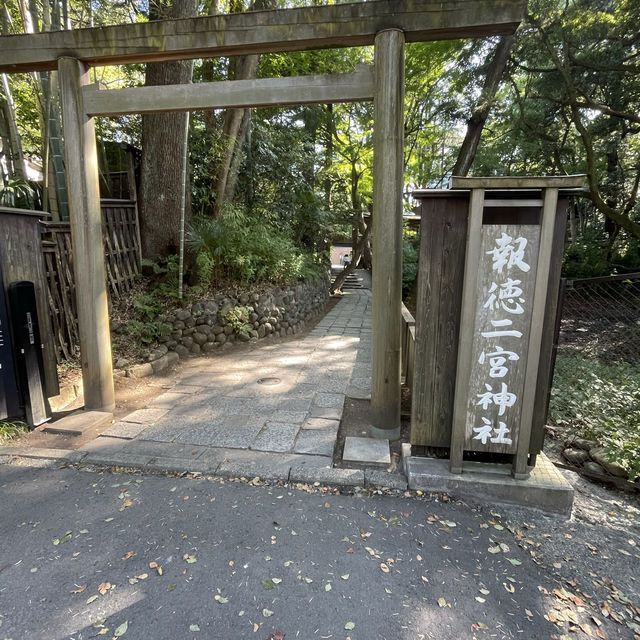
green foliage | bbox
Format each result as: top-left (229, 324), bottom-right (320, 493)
top-left (125, 291), bottom-right (172, 346)
top-left (0, 177), bottom-right (38, 208)
top-left (0, 420), bottom-right (27, 444)
top-left (141, 255), bottom-right (181, 300)
top-left (187, 208), bottom-right (326, 286)
top-left (220, 305), bottom-right (252, 338)
top-left (402, 226), bottom-right (420, 300)
top-left (549, 351), bottom-right (640, 480)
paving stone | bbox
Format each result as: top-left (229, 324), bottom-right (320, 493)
top-left (147, 392), bottom-right (185, 409)
top-left (251, 422), bottom-right (300, 453)
top-left (308, 405), bottom-right (343, 421)
top-left (169, 384), bottom-right (205, 395)
top-left (122, 440), bottom-right (211, 459)
top-left (302, 417), bottom-right (340, 431)
top-left (101, 421), bottom-right (149, 440)
top-left (270, 410), bottom-right (308, 424)
top-left (345, 384), bottom-right (370, 400)
top-left (289, 466), bottom-right (364, 488)
top-left (79, 436), bottom-right (129, 454)
top-left (175, 422), bottom-right (265, 449)
top-left (343, 436), bottom-right (391, 465)
top-left (364, 470), bottom-right (408, 491)
top-left (293, 426), bottom-right (338, 457)
top-left (277, 397), bottom-right (313, 412)
top-left (121, 408), bottom-right (170, 424)
top-left (44, 411), bottom-right (113, 436)
top-left (312, 393), bottom-right (345, 409)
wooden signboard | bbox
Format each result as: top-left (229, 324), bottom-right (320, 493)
top-left (462, 224), bottom-right (539, 454)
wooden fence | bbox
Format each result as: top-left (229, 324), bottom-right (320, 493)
top-left (41, 199), bottom-right (141, 361)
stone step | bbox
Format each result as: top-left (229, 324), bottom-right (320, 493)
top-left (44, 410), bottom-right (113, 436)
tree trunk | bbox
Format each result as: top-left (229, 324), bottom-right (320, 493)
top-left (451, 35), bottom-right (515, 177)
top-left (139, 0), bottom-right (198, 259)
top-left (211, 0), bottom-right (277, 217)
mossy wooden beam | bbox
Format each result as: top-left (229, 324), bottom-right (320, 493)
top-left (83, 68), bottom-right (374, 117)
top-left (0, 0), bottom-right (525, 73)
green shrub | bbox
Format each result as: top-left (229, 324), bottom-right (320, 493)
top-left (187, 208), bottom-right (326, 286)
top-left (402, 226), bottom-right (419, 299)
top-left (221, 305), bottom-right (252, 338)
top-left (549, 351), bottom-right (640, 480)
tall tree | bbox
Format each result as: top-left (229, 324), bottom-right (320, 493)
top-left (451, 35), bottom-right (515, 177)
top-left (139, 0), bottom-right (199, 259)
top-left (211, 0), bottom-right (277, 218)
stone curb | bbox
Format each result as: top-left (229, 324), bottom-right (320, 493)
top-left (0, 447), bottom-right (374, 491)
top-left (290, 466), bottom-right (364, 487)
top-left (364, 470), bottom-right (408, 491)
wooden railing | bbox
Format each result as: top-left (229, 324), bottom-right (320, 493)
top-left (401, 302), bottom-right (416, 389)
top-left (41, 199), bottom-right (141, 361)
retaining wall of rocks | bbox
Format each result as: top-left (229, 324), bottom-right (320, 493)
top-left (122, 278), bottom-right (329, 379)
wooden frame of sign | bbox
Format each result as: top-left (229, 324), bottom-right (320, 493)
top-left (448, 175), bottom-right (585, 478)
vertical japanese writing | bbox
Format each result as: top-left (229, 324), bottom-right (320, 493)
top-left (472, 232), bottom-right (531, 448)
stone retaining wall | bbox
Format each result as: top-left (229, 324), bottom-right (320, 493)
top-left (134, 278), bottom-right (329, 375)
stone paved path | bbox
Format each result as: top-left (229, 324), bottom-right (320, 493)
top-left (74, 289), bottom-right (376, 482)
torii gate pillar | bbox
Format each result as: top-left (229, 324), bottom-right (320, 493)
top-left (371, 29), bottom-right (405, 440)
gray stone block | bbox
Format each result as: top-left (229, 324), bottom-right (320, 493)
top-left (144, 456), bottom-right (219, 475)
top-left (364, 470), bottom-right (407, 491)
top-left (312, 393), bottom-right (345, 409)
top-left (302, 417), bottom-right (340, 431)
top-left (1, 447), bottom-right (87, 462)
top-left (293, 426), bottom-right (338, 457)
top-left (123, 440), bottom-right (212, 460)
top-left (270, 410), bottom-right (308, 424)
top-left (147, 392), bottom-right (184, 409)
top-left (170, 384), bottom-right (205, 395)
top-left (406, 454), bottom-right (574, 517)
top-left (343, 436), bottom-right (390, 465)
top-left (216, 461), bottom-right (290, 483)
top-left (289, 466), bottom-right (364, 487)
top-left (120, 408), bottom-right (170, 425)
top-left (308, 405), bottom-right (343, 421)
top-left (101, 421), bottom-right (149, 440)
top-left (251, 422), bottom-right (300, 453)
top-left (150, 355), bottom-right (169, 374)
top-left (82, 452), bottom-right (153, 468)
top-left (44, 410), bottom-right (113, 436)
top-left (127, 362), bottom-right (154, 378)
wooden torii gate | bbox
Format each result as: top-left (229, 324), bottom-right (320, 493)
top-left (0, 0), bottom-right (525, 439)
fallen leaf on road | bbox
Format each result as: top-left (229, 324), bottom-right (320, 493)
top-left (380, 563), bottom-right (390, 573)
top-left (98, 582), bottom-right (111, 595)
top-left (122, 551), bottom-right (135, 561)
top-left (437, 598), bottom-right (447, 608)
top-left (72, 585), bottom-right (87, 594)
top-left (263, 609), bottom-right (274, 617)
top-left (189, 624), bottom-right (200, 632)
top-left (266, 631), bottom-right (285, 640)
top-left (114, 621), bottom-right (128, 637)
top-left (345, 622), bottom-right (355, 630)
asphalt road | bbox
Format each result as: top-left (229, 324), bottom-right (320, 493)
top-left (0, 462), bottom-right (637, 640)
